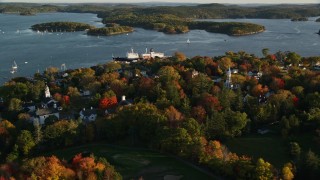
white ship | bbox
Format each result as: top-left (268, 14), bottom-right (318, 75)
top-left (141, 48), bottom-right (165, 60)
top-left (113, 48), bottom-right (140, 62)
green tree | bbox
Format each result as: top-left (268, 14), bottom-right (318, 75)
top-left (262, 48), bottom-right (269, 57)
top-left (300, 150), bottom-right (320, 179)
top-left (287, 52), bottom-right (301, 66)
top-left (6, 144), bottom-right (19, 162)
top-left (158, 66), bottom-right (181, 84)
top-left (8, 98), bottom-right (22, 111)
top-left (289, 142), bottom-right (301, 161)
top-left (105, 62), bottom-right (121, 72)
top-left (16, 130), bottom-right (35, 156)
top-left (44, 120), bottom-right (79, 147)
top-left (114, 103), bottom-right (167, 144)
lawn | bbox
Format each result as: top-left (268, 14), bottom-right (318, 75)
top-left (225, 135), bottom-right (289, 168)
top-left (44, 144), bottom-right (216, 180)
top-left (225, 134), bottom-right (320, 168)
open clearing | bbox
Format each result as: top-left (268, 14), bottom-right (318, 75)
top-left (45, 144), bottom-right (216, 180)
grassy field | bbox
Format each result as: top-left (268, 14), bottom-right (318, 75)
top-left (225, 134), bottom-right (320, 168)
top-left (44, 144), bottom-right (216, 180)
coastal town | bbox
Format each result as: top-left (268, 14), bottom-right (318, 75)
top-left (1, 1), bottom-right (320, 180)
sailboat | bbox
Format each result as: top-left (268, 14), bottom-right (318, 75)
top-left (187, 38), bottom-right (190, 44)
top-left (10, 60), bottom-right (18, 74)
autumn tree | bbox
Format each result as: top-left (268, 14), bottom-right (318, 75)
top-left (0, 120), bottom-right (16, 160)
top-left (218, 57), bottom-right (233, 71)
top-left (191, 106), bottom-right (207, 124)
top-left (174, 51), bottom-right (187, 61)
top-left (21, 156), bottom-right (76, 179)
top-left (165, 105), bottom-right (183, 128)
top-left (282, 163), bottom-right (295, 180)
top-left (254, 158), bottom-right (274, 180)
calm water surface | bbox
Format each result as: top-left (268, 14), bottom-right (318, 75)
top-left (0, 13), bottom-right (319, 84)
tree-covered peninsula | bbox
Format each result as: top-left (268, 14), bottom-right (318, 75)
top-left (291, 17), bottom-right (308, 21)
top-left (102, 13), bottom-right (265, 36)
top-left (31, 22), bottom-right (94, 32)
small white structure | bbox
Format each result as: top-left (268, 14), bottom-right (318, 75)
top-left (45, 85), bottom-right (51, 98)
top-left (79, 107), bottom-right (97, 122)
top-left (80, 90), bottom-right (91, 96)
top-left (225, 67), bottom-right (233, 89)
top-left (118, 95), bottom-right (132, 106)
top-left (191, 69), bottom-right (199, 78)
top-left (231, 69), bottom-right (239, 74)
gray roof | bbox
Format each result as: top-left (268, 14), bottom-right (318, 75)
top-left (81, 108), bottom-right (97, 116)
top-left (36, 108), bottom-right (58, 116)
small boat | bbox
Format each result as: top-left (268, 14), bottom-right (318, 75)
top-left (12, 60), bottom-right (18, 70)
top-left (10, 61), bottom-right (18, 74)
top-left (187, 38), bottom-right (190, 44)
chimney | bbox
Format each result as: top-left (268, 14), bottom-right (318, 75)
top-left (122, 95), bottom-right (126, 101)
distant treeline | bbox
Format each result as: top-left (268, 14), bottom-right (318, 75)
top-left (1, 3), bottom-right (320, 19)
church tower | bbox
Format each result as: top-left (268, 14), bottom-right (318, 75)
top-left (225, 67), bottom-right (233, 89)
top-left (45, 85), bottom-right (51, 98)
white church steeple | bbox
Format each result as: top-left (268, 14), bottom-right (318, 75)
top-left (225, 67), bottom-right (233, 89)
top-left (45, 85), bottom-right (51, 98)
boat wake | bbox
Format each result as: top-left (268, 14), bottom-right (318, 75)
top-left (294, 26), bottom-right (301, 34)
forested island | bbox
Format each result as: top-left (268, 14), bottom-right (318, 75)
top-left (87, 25), bottom-right (134, 36)
top-left (19, 10), bottom-right (36, 16)
top-left (31, 22), bottom-right (94, 32)
top-left (31, 21), bottom-right (134, 36)
top-left (1, 50), bottom-right (320, 179)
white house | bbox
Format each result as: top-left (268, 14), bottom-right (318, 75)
top-left (80, 89), bottom-right (91, 96)
top-left (30, 108), bottom-right (60, 125)
top-left (79, 107), bottom-right (97, 122)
